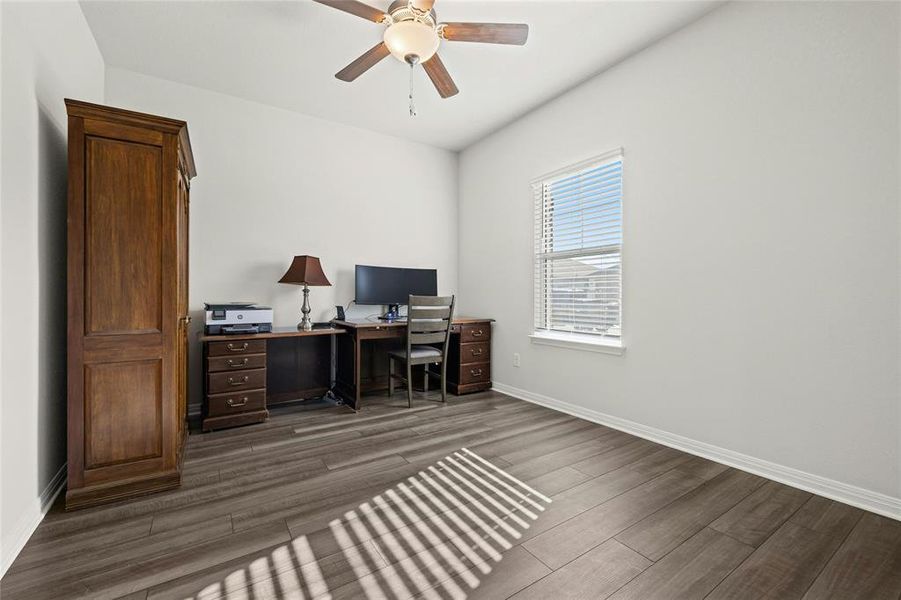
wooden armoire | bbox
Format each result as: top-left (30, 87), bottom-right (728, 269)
top-left (65, 99), bottom-right (196, 509)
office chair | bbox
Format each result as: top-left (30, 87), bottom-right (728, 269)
top-left (388, 294), bottom-right (456, 407)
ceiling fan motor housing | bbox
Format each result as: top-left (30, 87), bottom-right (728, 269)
top-left (385, 0), bottom-right (437, 26)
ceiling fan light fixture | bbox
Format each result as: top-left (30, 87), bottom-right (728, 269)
top-left (383, 20), bottom-right (440, 64)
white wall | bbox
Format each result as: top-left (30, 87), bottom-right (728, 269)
top-left (0, 0), bottom-right (105, 576)
top-left (104, 69), bottom-right (459, 412)
top-left (459, 1), bottom-right (901, 505)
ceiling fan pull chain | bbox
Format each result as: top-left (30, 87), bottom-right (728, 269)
top-left (408, 63), bottom-right (417, 117)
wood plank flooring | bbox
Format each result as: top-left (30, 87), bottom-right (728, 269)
top-left (2, 390), bottom-right (900, 599)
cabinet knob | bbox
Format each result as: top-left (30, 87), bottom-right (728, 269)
top-left (227, 343), bottom-right (249, 352)
top-left (227, 397), bottom-right (249, 407)
top-left (228, 376), bottom-right (249, 386)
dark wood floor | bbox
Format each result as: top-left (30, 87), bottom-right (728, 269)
top-left (3, 390), bottom-right (901, 599)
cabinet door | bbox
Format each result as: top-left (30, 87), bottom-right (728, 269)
top-left (176, 169), bottom-right (190, 442)
top-left (69, 119), bottom-right (179, 488)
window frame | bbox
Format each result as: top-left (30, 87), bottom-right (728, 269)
top-left (530, 148), bottom-right (625, 354)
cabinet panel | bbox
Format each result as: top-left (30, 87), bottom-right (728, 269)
top-left (85, 137), bottom-right (163, 335)
top-left (176, 170), bottom-right (189, 447)
top-left (84, 359), bottom-right (162, 469)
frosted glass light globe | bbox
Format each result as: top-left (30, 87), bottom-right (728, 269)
top-left (383, 20), bottom-right (440, 64)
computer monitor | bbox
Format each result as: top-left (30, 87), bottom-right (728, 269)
top-left (355, 265), bottom-right (438, 309)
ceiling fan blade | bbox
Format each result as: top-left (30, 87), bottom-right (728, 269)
top-left (441, 22), bottom-right (529, 45)
top-left (313, 0), bottom-right (387, 23)
top-left (335, 42), bottom-right (391, 82)
top-left (422, 54), bottom-right (459, 99)
top-left (410, 0), bottom-right (435, 11)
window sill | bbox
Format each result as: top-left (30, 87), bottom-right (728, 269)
top-left (529, 332), bottom-right (625, 355)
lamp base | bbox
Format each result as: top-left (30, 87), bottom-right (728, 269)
top-left (299, 284), bottom-right (313, 331)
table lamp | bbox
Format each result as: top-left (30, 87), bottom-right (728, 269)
top-left (278, 255), bottom-right (332, 331)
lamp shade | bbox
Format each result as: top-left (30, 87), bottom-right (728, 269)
top-left (278, 256), bottom-right (331, 286)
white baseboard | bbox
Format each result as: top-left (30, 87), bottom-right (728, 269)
top-left (0, 463), bottom-right (67, 578)
top-left (492, 382), bottom-right (901, 521)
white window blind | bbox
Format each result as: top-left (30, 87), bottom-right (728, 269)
top-left (533, 150), bottom-right (623, 342)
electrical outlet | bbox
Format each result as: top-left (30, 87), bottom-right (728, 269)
top-left (513, 353), bottom-right (521, 367)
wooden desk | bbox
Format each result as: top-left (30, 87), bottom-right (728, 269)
top-left (198, 326), bottom-right (345, 431)
top-left (332, 317), bottom-right (493, 410)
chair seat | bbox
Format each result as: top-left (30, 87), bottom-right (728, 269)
top-left (389, 346), bottom-right (443, 362)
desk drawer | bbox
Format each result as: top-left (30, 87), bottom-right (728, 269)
top-left (459, 324), bottom-right (490, 343)
top-left (358, 327), bottom-right (405, 340)
top-left (459, 342), bottom-right (490, 364)
top-left (206, 389), bottom-right (266, 417)
top-left (208, 340), bottom-right (266, 357)
top-left (208, 368), bottom-right (266, 393)
top-left (207, 353), bottom-right (266, 373)
top-left (460, 362), bottom-right (491, 385)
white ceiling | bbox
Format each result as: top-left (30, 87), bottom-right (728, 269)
top-left (80, 0), bottom-right (721, 151)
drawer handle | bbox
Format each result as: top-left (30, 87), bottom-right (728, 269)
top-left (228, 376), bottom-right (249, 386)
top-left (227, 397), bottom-right (249, 407)
top-left (227, 343), bottom-right (249, 352)
top-left (227, 358), bottom-right (249, 368)
top-left (471, 349), bottom-right (484, 356)
top-left (471, 330), bottom-right (484, 338)
top-left (470, 368), bottom-right (483, 377)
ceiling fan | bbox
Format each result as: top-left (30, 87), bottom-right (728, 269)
top-left (313, 0), bottom-right (529, 107)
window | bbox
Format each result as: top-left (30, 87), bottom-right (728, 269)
top-left (532, 149), bottom-right (623, 350)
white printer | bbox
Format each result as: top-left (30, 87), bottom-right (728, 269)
top-left (204, 302), bottom-right (273, 335)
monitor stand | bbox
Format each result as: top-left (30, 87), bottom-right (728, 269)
top-left (378, 304), bottom-right (402, 321)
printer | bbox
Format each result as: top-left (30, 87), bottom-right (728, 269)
top-left (204, 302), bottom-right (273, 335)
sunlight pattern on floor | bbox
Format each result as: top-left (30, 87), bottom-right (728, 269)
top-left (184, 447), bottom-right (550, 600)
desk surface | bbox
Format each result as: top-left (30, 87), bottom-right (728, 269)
top-left (199, 326), bottom-right (346, 342)
top-left (332, 316), bottom-right (493, 329)
top-left (198, 317), bottom-right (493, 342)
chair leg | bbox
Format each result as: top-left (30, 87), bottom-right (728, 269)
top-left (406, 362), bottom-right (413, 408)
top-left (388, 357), bottom-right (394, 397)
top-left (423, 366), bottom-right (429, 393)
top-left (441, 360), bottom-right (447, 403)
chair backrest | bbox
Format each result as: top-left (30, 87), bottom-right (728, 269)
top-left (407, 295), bottom-right (455, 350)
